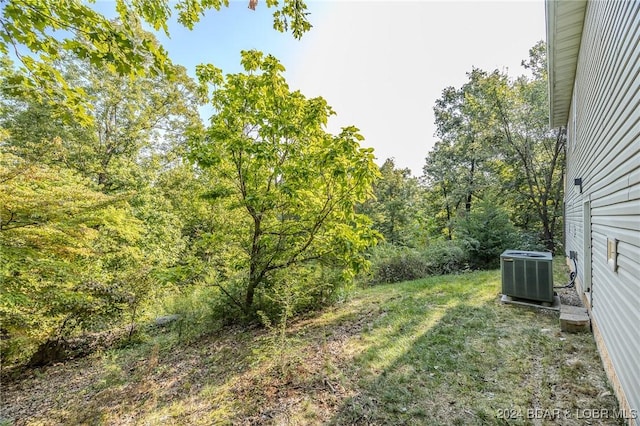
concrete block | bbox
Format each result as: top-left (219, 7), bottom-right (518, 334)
top-left (560, 305), bottom-right (590, 332)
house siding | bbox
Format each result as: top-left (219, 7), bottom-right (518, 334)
top-left (564, 0), bottom-right (640, 421)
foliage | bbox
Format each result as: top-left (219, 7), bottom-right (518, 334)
top-left (0, 31), bottom-right (201, 363)
top-left (191, 50), bottom-right (380, 315)
top-left (426, 68), bottom-right (500, 216)
top-left (420, 239), bottom-right (469, 275)
top-left (423, 42), bottom-right (564, 252)
top-left (368, 245), bottom-right (430, 285)
top-left (0, 0), bottom-right (311, 122)
top-left (0, 152), bottom-right (143, 362)
top-left (491, 42), bottom-right (565, 251)
top-left (1, 43), bottom-right (202, 191)
top-left (255, 263), bottom-right (347, 322)
top-left (0, 0), bottom-right (348, 366)
top-left (156, 284), bottom-right (223, 342)
top-left (0, 155), bottom-right (188, 365)
top-left (367, 240), bottom-right (468, 285)
top-left (453, 198), bottom-right (520, 269)
top-left (358, 158), bottom-right (426, 247)
top-left (152, 162), bottom-right (225, 286)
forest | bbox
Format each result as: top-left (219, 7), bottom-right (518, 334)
top-left (0, 1), bottom-right (564, 367)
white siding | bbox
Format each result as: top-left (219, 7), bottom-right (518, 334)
top-left (564, 0), bottom-right (640, 418)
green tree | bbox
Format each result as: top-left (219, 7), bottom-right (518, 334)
top-left (454, 197), bottom-right (519, 269)
top-left (429, 69), bottom-right (499, 215)
top-left (1, 43), bottom-right (200, 283)
top-left (423, 140), bottom-right (459, 240)
top-left (0, 36), bottom-right (201, 361)
top-left (488, 42), bottom-right (565, 251)
top-left (0, 137), bottom-right (189, 364)
top-left (153, 159), bottom-right (239, 291)
top-left (1, 45), bottom-right (202, 192)
top-left (424, 43), bottom-right (564, 252)
top-left (0, 150), bottom-right (144, 362)
top-left (191, 51), bottom-right (380, 314)
top-left (0, 0), bottom-right (311, 122)
top-left (359, 158), bottom-right (423, 246)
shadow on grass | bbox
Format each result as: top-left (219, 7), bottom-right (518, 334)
top-left (2, 271), bottom-right (621, 425)
top-left (327, 278), bottom-right (621, 426)
top-left (1, 324), bottom-right (262, 425)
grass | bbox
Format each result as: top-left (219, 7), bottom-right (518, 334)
top-left (1, 268), bottom-right (623, 425)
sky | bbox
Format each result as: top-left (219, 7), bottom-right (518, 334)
top-left (97, 0), bottom-right (547, 176)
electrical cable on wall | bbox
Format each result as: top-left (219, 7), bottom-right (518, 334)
top-left (554, 257), bottom-right (577, 289)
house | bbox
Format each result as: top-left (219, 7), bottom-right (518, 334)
top-left (546, 0), bottom-right (639, 423)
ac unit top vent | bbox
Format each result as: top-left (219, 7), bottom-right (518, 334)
top-left (501, 250), bottom-right (552, 260)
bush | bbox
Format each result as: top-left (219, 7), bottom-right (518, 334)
top-left (157, 282), bottom-right (232, 342)
top-left (421, 240), bottom-right (469, 275)
top-left (454, 200), bottom-right (520, 269)
top-left (517, 231), bottom-right (547, 252)
top-left (370, 246), bottom-right (430, 284)
top-left (253, 263), bottom-right (348, 324)
top-left (367, 241), bottom-right (470, 285)
top-left (164, 263), bottom-right (351, 329)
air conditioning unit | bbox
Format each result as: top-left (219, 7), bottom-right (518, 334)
top-left (501, 250), bottom-right (553, 303)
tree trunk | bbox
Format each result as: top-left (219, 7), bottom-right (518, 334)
top-left (542, 223), bottom-right (554, 253)
top-left (245, 274), bottom-right (257, 314)
top-left (98, 171), bottom-right (108, 187)
top-left (465, 159), bottom-right (475, 214)
top-left (245, 213), bottom-right (263, 313)
top-left (442, 185), bottom-right (452, 240)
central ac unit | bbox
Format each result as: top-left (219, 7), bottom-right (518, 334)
top-left (501, 250), bottom-right (553, 303)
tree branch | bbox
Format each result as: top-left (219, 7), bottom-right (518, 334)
top-left (212, 282), bottom-right (245, 312)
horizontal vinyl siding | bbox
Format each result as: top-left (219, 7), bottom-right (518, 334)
top-left (563, 0), bottom-right (640, 418)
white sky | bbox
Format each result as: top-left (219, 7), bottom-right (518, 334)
top-left (96, 0), bottom-right (547, 176)
top-left (283, 1), bottom-right (546, 176)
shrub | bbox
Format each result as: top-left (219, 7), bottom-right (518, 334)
top-left (155, 286), bottom-right (234, 345)
top-left (517, 231), bottom-right (547, 252)
top-left (454, 200), bottom-right (520, 269)
top-left (421, 240), bottom-right (469, 275)
top-left (370, 246), bottom-right (430, 285)
top-left (367, 241), bottom-right (469, 285)
top-left (253, 263), bottom-right (348, 323)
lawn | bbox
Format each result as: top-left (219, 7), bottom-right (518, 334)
top-left (2, 269), bottom-right (622, 425)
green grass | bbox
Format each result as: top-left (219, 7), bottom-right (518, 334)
top-left (2, 268), bottom-right (623, 425)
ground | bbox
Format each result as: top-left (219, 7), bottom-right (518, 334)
top-left (1, 268), bottom-right (623, 425)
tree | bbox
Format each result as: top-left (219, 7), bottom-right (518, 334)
top-left (0, 150), bottom-right (144, 362)
top-left (359, 158), bottom-right (423, 246)
top-left (0, 0), bottom-right (311, 122)
top-left (425, 71), bottom-right (500, 240)
top-left (424, 43), bottom-right (564, 252)
top-left (489, 42), bottom-right (565, 251)
top-left (190, 51), bottom-right (380, 314)
top-left (0, 33), bottom-right (200, 361)
top-left (0, 126), bottom-right (190, 365)
top-left (454, 197), bottom-right (519, 269)
top-left (429, 69), bottom-right (500, 216)
top-left (423, 140), bottom-right (458, 240)
top-left (1, 43), bottom-right (200, 306)
top-left (1, 50), bottom-right (202, 191)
